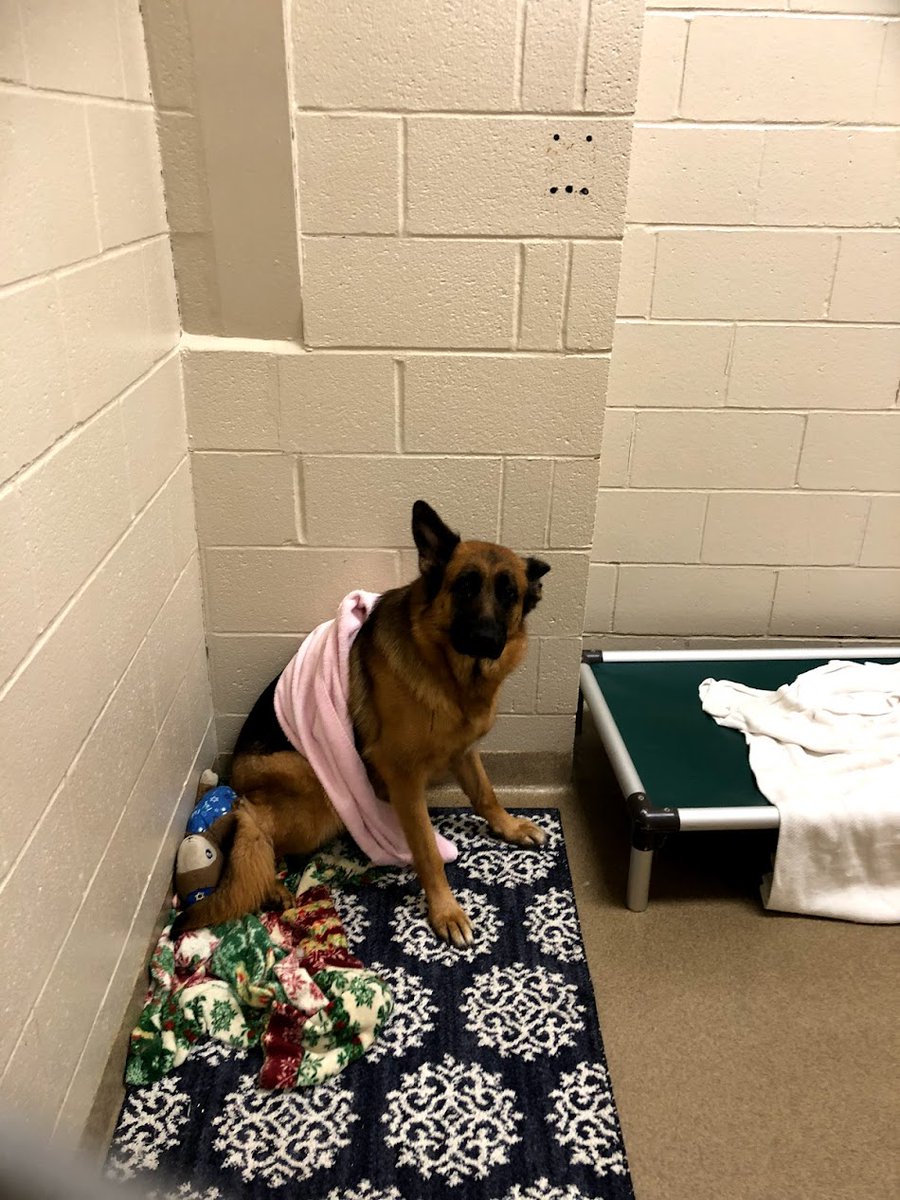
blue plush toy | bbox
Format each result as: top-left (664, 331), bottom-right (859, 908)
top-left (175, 783), bottom-right (237, 909)
top-left (187, 784), bottom-right (237, 835)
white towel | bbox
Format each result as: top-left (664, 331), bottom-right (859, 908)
top-left (699, 661), bottom-right (900, 924)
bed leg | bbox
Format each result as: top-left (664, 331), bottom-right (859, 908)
top-left (575, 687), bottom-right (585, 736)
top-left (626, 845), bottom-right (654, 912)
top-left (624, 793), bottom-right (677, 912)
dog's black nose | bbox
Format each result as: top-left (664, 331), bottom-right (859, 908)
top-left (469, 626), bottom-right (506, 660)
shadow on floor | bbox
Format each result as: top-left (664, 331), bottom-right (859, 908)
top-left (561, 711), bottom-right (897, 1200)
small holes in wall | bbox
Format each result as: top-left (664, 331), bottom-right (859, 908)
top-left (548, 131), bottom-right (590, 199)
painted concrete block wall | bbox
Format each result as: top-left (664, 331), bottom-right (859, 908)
top-left (0, 2), bottom-right (214, 1136)
top-left (142, 0), bottom-right (301, 336)
top-left (145, 0), bottom-right (644, 756)
top-left (588, 2), bottom-right (900, 644)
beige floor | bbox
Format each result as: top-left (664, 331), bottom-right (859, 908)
top-left (89, 723), bottom-right (898, 1199)
top-left (560, 715), bottom-right (898, 1200)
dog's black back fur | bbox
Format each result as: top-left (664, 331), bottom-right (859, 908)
top-left (232, 676), bottom-right (292, 758)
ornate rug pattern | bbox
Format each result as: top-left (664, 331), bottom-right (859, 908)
top-left (106, 808), bottom-right (634, 1200)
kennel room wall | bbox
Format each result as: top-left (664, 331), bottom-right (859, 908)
top-left (584, 1), bottom-right (900, 646)
top-left (142, 0), bottom-right (646, 763)
top-left (0, 1), bottom-right (214, 1135)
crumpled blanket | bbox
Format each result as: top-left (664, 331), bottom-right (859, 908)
top-left (125, 848), bottom-right (394, 1089)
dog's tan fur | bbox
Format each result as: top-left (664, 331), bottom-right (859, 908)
top-left (174, 505), bottom-right (547, 945)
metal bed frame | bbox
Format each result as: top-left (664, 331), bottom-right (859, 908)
top-left (578, 646), bottom-right (900, 912)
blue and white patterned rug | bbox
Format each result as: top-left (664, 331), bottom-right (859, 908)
top-left (106, 808), bottom-right (634, 1200)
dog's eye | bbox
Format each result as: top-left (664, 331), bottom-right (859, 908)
top-left (495, 573), bottom-right (518, 607)
top-left (453, 570), bottom-right (481, 600)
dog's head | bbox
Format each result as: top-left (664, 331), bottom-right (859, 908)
top-left (411, 500), bottom-right (550, 661)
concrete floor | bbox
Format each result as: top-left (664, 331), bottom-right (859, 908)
top-left (87, 721), bottom-right (898, 1199)
top-left (560, 714), bottom-right (899, 1200)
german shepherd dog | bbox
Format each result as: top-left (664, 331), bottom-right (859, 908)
top-left (173, 501), bottom-right (550, 946)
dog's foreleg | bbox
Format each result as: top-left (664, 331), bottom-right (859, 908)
top-left (385, 770), bottom-right (473, 948)
top-left (453, 748), bottom-right (547, 848)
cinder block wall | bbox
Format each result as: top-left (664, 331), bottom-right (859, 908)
top-left (586, 2), bottom-right (900, 645)
top-left (143, 0), bottom-right (645, 757)
top-left (0, 2), bottom-right (213, 1134)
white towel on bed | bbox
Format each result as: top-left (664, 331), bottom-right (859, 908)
top-left (699, 661), bottom-right (900, 924)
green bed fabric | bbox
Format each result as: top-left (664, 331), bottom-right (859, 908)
top-left (591, 658), bottom-right (842, 811)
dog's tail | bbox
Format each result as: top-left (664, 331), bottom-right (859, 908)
top-left (171, 802), bottom-right (286, 937)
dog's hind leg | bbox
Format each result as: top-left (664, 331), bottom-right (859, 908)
top-left (452, 748), bottom-right (547, 848)
top-left (171, 803), bottom-right (285, 936)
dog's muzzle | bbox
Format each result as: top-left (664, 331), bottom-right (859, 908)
top-left (451, 622), bottom-right (507, 661)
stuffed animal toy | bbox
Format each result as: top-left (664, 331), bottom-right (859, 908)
top-left (187, 783), bottom-right (236, 835)
top-left (175, 784), bottom-right (237, 909)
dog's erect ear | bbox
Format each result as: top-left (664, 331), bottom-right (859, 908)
top-left (522, 556), bottom-right (551, 615)
top-left (412, 500), bottom-right (460, 585)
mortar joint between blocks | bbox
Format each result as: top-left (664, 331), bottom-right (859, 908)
top-left (513, 0), bottom-right (528, 110)
top-left (824, 235), bottom-right (843, 320)
top-left (560, 242), bottom-right (575, 351)
top-left (544, 459), bottom-right (556, 547)
top-left (513, 242), bottom-right (526, 350)
top-left (393, 359), bottom-right (406, 453)
top-left (293, 456), bottom-right (307, 545)
top-left (674, 18), bottom-right (693, 119)
top-left (575, 0), bottom-right (593, 112)
top-left (398, 117), bottom-right (408, 236)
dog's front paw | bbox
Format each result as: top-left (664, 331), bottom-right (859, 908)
top-left (500, 815), bottom-right (547, 848)
top-left (428, 897), bottom-right (473, 949)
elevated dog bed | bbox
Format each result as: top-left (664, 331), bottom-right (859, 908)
top-left (578, 647), bottom-right (900, 911)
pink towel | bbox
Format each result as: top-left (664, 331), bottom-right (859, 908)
top-left (274, 590), bottom-right (458, 867)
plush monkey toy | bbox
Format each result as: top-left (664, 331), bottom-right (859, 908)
top-left (174, 784), bottom-right (237, 909)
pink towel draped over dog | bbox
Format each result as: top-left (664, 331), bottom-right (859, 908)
top-left (274, 590), bottom-right (458, 867)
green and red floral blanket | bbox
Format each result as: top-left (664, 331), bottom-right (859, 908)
top-left (126, 849), bottom-right (394, 1090)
